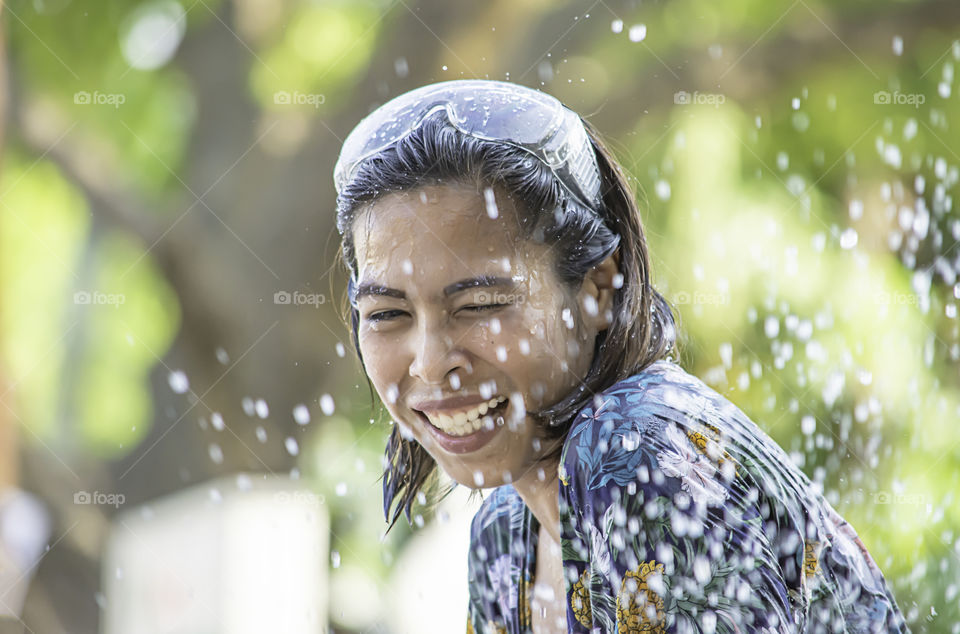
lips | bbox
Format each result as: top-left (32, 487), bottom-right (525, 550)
top-left (414, 400), bottom-right (509, 455)
top-left (418, 395), bottom-right (507, 436)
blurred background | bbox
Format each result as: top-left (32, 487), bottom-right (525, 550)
top-left (1, 0), bottom-right (959, 631)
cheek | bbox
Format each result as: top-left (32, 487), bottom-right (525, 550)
top-left (357, 331), bottom-right (400, 386)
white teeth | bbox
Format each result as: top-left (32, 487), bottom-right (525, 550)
top-left (423, 395), bottom-right (507, 436)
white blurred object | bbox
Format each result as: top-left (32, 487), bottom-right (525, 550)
top-left (385, 484), bottom-right (486, 634)
top-left (0, 487), bottom-right (52, 618)
top-left (102, 474), bottom-right (328, 634)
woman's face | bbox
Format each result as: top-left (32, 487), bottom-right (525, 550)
top-left (351, 182), bottom-right (615, 489)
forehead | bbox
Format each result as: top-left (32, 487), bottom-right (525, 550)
top-left (352, 183), bottom-right (534, 279)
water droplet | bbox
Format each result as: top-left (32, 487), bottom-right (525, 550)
top-left (496, 346), bottom-right (508, 362)
top-left (519, 339), bottom-right (530, 355)
top-left (335, 342), bottom-right (346, 357)
top-left (168, 370), bottom-right (189, 394)
top-left (284, 437), bottom-right (299, 456)
top-left (473, 471), bottom-right (485, 486)
top-left (628, 24), bottom-right (647, 42)
top-left (386, 384), bottom-right (399, 404)
top-left (208, 443), bottom-right (223, 464)
top-left (840, 227), bottom-right (858, 249)
top-left (764, 315), bottom-right (780, 338)
top-left (719, 342), bottom-right (732, 368)
top-left (848, 199), bottom-right (863, 221)
top-left (215, 347), bottom-right (229, 364)
top-left (331, 550), bottom-right (341, 568)
top-left (479, 383), bottom-right (493, 399)
top-left (483, 186), bottom-right (499, 219)
top-left (335, 482), bottom-right (347, 496)
top-left (320, 394), bottom-right (335, 416)
top-left (892, 35), bottom-right (903, 56)
top-left (402, 259), bottom-right (413, 275)
top-left (654, 179), bottom-right (671, 201)
top-left (255, 426), bottom-right (267, 443)
top-left (254, 398), bottom-right (269, 419)
top-left (210, 412), bottom-right (225, 431)
top-left (241, 397), bottom-right (255, 417)
top-left (611, 18), bottom-right (623, 33)
top-left (293, 404), bottom-right (311, 425)
top-left (776, 152), bottom-right (789, 171)
top-left (583, 295), bottom-right (599, 316)
top-left (882, 144), bottom-right (902, 168)
top-left (801, 415), bottom-right (816, 435)
top-left (693, 555), bottom-right (711, 584)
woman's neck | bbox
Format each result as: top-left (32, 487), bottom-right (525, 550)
top-left (511, 452), bottom-right (562, 544)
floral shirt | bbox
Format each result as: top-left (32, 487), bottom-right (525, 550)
top-left (466, 359), bottom-right (909, 633)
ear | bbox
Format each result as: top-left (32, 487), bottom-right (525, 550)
top-left (577, 249), bottom-right (621, 332)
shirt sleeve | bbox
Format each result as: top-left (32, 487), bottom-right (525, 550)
top-left (559, 407), bottom-right (797, 633)
top-left (466, 548), bottom-right (500, 634)
top-left (466, 494), bottom-right (513, 634)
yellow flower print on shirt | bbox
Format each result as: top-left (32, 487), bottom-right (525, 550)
top-left (685, 421), bottom-right (740, 478)
top-left (571, 568), bottom-right (593, 626)
top-left (803, 539), bottom-right (822, 578)
top-left (616, 560), bottom-right (666, 633)
top-left (518, 573), bottom-right (533, 628)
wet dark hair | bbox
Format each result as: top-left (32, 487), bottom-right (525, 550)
top-left (335, 108), bottom-right (678, 533)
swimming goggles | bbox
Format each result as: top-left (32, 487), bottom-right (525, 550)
top-left (333, 79), bottom-right (602, 215)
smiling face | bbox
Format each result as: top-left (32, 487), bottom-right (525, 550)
top-left (351, 181), bottom-right (613, 489)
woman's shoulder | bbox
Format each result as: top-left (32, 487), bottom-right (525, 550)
top-left (560, 357), bottom-right (728, 460)
top-left (558, 357), bottom-right (808, 503)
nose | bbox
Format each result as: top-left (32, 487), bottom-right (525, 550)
top-left (408, 320), bottom-right (469, 385)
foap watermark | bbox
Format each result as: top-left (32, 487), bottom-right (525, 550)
top-left (674, 90), bottom-right (725, 107)
top-left (873, 90), bottom-right (925, 108)
top-left (273, 490), bottom-right (325, 508)
top-left (273, 90), bottom-right (326, 108)
top-left (74, 290), bottom-right (126, 308)
top-left (871, 490), bottom-right (927, 506)
top-left (74, 90), bottom-right (126, 109)
top-left (74, 490), bottom-right (126, 508)
top-left (671, 290), bottom-right (729, 306)
top-left (473, 290), bottom-right (525, 305)
top-left (274, 290), bottom-right (326, 307)
top-left (873, 291), bottom-right (919, 306)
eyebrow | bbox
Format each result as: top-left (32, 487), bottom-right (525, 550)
top-left (353, 274), bottom-right (517, 302)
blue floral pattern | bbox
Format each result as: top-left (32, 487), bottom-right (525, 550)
top-left (466, 359), bottom-right (909, 633)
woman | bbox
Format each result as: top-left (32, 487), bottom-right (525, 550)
top-left (332, 80), bottom-right (909, 633)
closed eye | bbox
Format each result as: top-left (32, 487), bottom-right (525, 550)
top-left (365, 303), bottom-right (508, 323)
top-left (461, 303), bottom-right (508, 313)
top-left (366, 309), bottom-right (407, 322)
